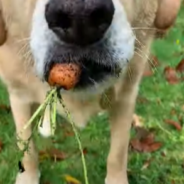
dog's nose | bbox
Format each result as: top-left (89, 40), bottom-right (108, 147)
top-left (45, 0), bottom-right (114, 46)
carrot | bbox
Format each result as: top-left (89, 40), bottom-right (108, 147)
top-left (48, 63), bottom-right (81, 90)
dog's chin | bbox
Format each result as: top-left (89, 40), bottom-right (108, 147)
top-left (58, 74), bottom-right (118, 98)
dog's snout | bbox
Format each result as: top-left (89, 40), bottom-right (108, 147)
top-left (45, 0), bottom-right (115, 46)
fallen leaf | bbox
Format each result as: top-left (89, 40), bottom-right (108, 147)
top-left (0, 104), bottom-right (11, 113)
top-left (63, 175), bottom-right (81, 184)
top-left (164, 66), bottom-right (179, 84)
top-left (141, 133), bottom-right (155, 145)
top-left (176, 59), bottom-right (184, 73)
top-left (137, 96), bottom-right (149, 104)
top-left (39, 148), bottom-right (67, 162)
top-left (82, 148), bottom-right (88, 155)
top-left (143, 142), bottom-right (162, 152)
top-left (130, 129), bottom-right (162, 153)
top-left (164, 119), bottom-right (182, 131)
top-left (130, 139), bottom-right (143, 152)
top-left (0, 140), bottom-right (3, 152)
top-left (134, 127), bottom-right (150, 140)
top-left (39, 151), bottom-right (50, 161)
top-left (64, 130), bottom-right (75, 137)
top-left (171, 180), bottom-right (176, 184)
top-left (143, 69), bottom-right (153, 77)
top-left (143, 62), bottom-right (153, 77)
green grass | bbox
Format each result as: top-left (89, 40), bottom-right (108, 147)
top-left (0, 6), bottom-right (184, 184)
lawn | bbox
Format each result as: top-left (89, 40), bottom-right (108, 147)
top-left (0, 5), bottom-right (184, 184)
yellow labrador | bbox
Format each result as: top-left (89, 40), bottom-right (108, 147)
top-left (0, 0), bottom-right (181, 184)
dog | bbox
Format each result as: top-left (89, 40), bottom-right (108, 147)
top-left (0, 0), bottom-right (181, 184)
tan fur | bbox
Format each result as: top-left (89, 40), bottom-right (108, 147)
top-left (0, 0), bottom-right (181, 184)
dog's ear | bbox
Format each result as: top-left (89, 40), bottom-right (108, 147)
top-left (0, 2), bottom-right (7, 45)
top-left (154, 0), bottom-right (181, 37)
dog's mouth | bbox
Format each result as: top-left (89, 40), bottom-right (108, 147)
top-left (45, 57), bottom-right (122, 90)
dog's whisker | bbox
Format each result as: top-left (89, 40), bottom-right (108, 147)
top-left (15, 37), bottom-right (31, 43)
top-left (135, 37), bottom-right (145, 48)
top-left (89, 77), bottom-right (97, 85)
top-left (132, 27), bottom-right (158, 31)
top-left (17, 42), bottom-right (29, 57)
top-left (134, 50), bottom-right (155, 74)
top-left (127, 65), bottom-right (133, 82)
top-left (135, 46), bottom-right (157, 71)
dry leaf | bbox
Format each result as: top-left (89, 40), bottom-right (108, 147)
top-left (82, 148), bottom-right (88, 155)
top-left (137, 96), bottom-right (149, 104)
top-left (164, 119), bottom-right (182, 131)
top-left (0, 104), bottom-right (11, 113)
top-left (141, 133), bottom-right (155, 145)
top-left (130, 129), bottom-right (162, 153)
top-left (143, 142), bottom-right (162, 152)
top-left (143, 70), bottom-right (153, 77)
top-left (164, 66), bottom-right (179, 84)
top-left (143, 62), bottom-right (153, 77)
top-left (176, 59), bottom-right (184, 73)
top-left (130, 139), bottom-right (143, 152)
top-left (39, 148), bottom-right (67, 162)
top-left (0, 140), bottom-right (3, 152)
top-left (64, 130), bottom-right (74, 137)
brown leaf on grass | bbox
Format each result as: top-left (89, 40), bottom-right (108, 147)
top-left (0, 140), bottom-right (3, 152)
top-left (141, 133), bottom-right (155, 145)
top-left (64, 130), bottom-right (74, 137)
top-left (82, 147), bottom-right (88, 155)
top-left (143, 62), bottom-right (153, 77)
top-left (143, 69), bottom-right (153, 77)
top-left (176, 59), bottom-right (184, 73)
top-left (130, 138), bottom-right (162, 153)
top-left (143, 142), bottom-right (162, 152)
top-left (164, 119), bottom-right (182, 131)
top-left (137, 96), bottom-right (149, 104)
top-left (171, 180), bottom-right (176, 184)
top-left (134, 127), bottom-right (150, 139)
top-left (39, 148), bottom-right (67, 162)
top-left (164, 66), bottom-right (180, 84)
top-left (130, 139), bottom-right (143, 152)
top-left (0, 104), bottom-right (11, 113)
top-left (130, 128), bottom-right (162, 153)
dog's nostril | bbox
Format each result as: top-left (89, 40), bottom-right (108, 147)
top-left (45, 4), bottom-right (71, 30)
top-left (90, 7), bottom-right (112, 29)
top-left (54, 12), bottom-right (71, 30)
